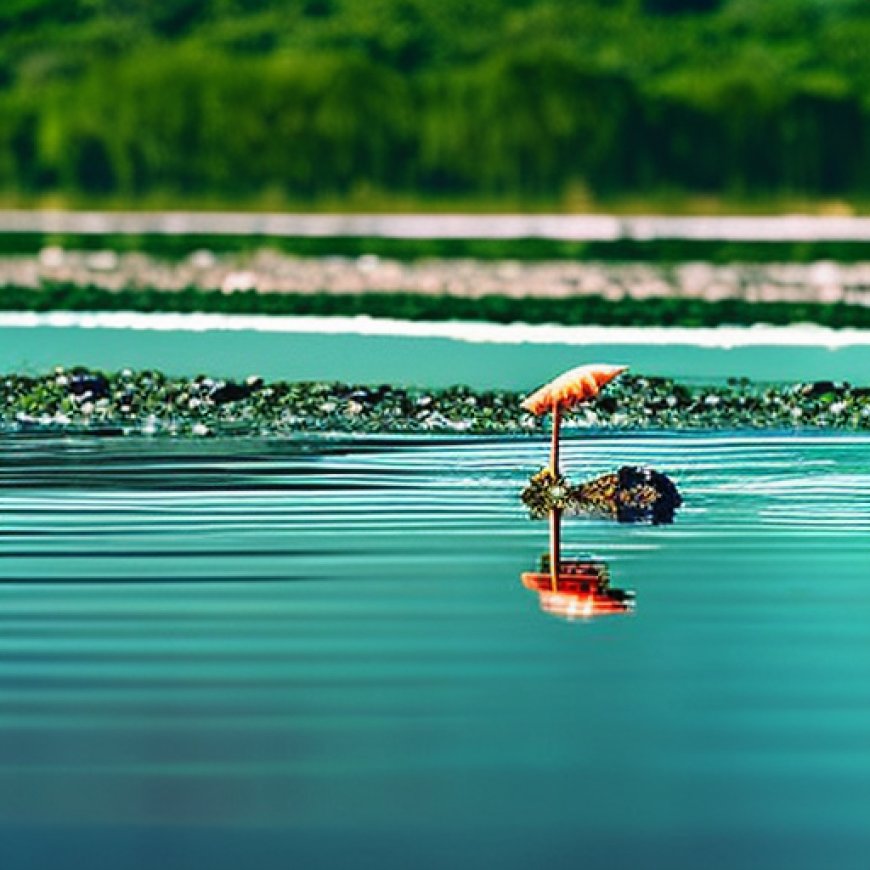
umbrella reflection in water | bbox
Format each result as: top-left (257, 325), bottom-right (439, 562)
top-left (520, 510), bottom-right (634, 621)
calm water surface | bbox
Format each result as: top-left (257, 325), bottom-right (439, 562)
top-left (4, 321), bottom-right (870, 386)
top-left (1, 433), bottom-right (869, 869)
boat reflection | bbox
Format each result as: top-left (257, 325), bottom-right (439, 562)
top-left (521, 510), bottom-right (633, 620)
top-left (521, 555), bottom-right (634, 619)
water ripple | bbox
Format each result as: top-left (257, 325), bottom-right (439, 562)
top-left (1, 431), bottom-right (870, 846)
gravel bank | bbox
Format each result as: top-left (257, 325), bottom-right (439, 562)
top-left (3, 249), bottom-right (870, 306)
top-left (3, 368), bottom-right (869, 437)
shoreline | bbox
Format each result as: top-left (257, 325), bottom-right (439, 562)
top-left (3, 367), bottom-right (868, 438)
top-left (4, 250), bottom-right (870, 304)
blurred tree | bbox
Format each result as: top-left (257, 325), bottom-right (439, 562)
top-left (0, 0), bottom-right (869, 202)
top-left (642, 0), bottom-right (722, 14)
top-left (0, 0), bottom-right (86, 28)
top-left (79, 0), bottom-right (212, 34)
top-left (780, 75), bottom-right (863, 193)
top-left (302, 0), bottom-right (333, 16)
top-left (149, 0), bottom-right (213, 35)
top-left (421, 48), bottom-right (637, 195)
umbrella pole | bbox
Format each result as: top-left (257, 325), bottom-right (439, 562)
top-left (549, 402), bottom-right (562, 590)
top-left (549, 508), bottom-right (561, 591)
top-left (549, 402), bottom-right (561, 475)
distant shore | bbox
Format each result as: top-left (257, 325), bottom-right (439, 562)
top-left (3, 279), bottom-right (870, 330)
top-left (4, 249), bottom-right (870, 306)
top-left (2, 211), bottom-right (870, 241)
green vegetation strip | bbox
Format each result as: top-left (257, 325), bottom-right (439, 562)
top-left (1, 233), bottom-right (869, 264)
top-left (2, 1), bottom-right (870, 204)
top-left (3, 283), bottom-right (870, 329)
top-left (2, 369), bottom-right (868, 438)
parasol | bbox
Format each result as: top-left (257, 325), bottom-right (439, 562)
top-left (522, 363), bottom-right (627, 587)
top-left (522, 363), bottom-right (627, 474)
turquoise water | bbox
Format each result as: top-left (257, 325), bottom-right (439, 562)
top-left (1, 432), bottom-right (869, 869)
top-left (3, 321), bottom-right (870, 386)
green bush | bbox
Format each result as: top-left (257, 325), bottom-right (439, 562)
top-left (1, 0), bottom-right (869, 203)
top-left (4, 282), bottom-right (870, 330)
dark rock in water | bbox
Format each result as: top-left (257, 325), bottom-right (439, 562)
top-left (671, 385), bottom-right (692, 406)
top-left (208, 381), bottom-right (252, 404)
top-left (801, 380), bottom-right (841, 398)
top-left (613, 465), bottom-right (682, 525)
top-left (68, 373), bottom-right (109, 399)
top-left (521, 466), bottom-right (682, 524)
top-left (571, 466), bottom-right (682, 524)
top-left (88, 426), bottom-right (126, 437)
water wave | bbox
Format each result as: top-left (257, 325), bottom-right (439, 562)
top-left (2, 310), bottom-right (870, 348)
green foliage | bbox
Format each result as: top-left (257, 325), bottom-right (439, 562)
top-left (0, 0), bottom-right (869, 203)
top-left (643, 0), bottom-right (723, 14)
top-left (2, 232), bottom-right (868, 263)
top-left (4, 281), bottom-right (870, 329)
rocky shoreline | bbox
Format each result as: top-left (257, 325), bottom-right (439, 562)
top-left (4, 249), bottom-right (870, 306)
top-left (2, 368), bottom-right (869, 437)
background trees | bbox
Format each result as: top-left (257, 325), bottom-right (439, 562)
top-left (0, 0), bottom-right (868, 204)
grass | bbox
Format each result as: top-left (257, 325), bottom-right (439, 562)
top-left (0, 190), bottom-right (866, 216)
top-left (1, 233), bottom-right (869, 264)
top-left (3, 282), bottom-right (870, 329)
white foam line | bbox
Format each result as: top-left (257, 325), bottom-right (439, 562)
top-left (2, 310), bottom-right (870, 348)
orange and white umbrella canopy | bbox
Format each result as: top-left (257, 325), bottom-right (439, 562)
top-left (522, 363), bottom-right (627, 416)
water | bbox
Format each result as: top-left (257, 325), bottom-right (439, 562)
top-left (1, 432), bottom-right (869, 869)
top-left (4, 317), bottom-right (870, 386)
